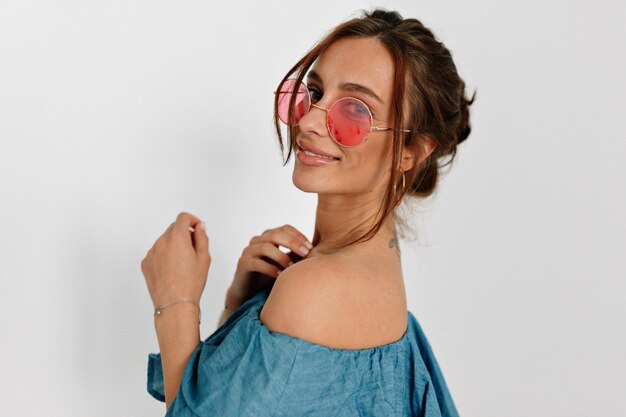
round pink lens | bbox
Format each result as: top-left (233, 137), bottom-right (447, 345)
top-left (327, 97), bottom-right (372, 146)
top-left (277, 79), bottom-right (310, 125)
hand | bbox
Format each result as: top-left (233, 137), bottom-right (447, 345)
top-left (141, 212), bottom-right (211, 309)
top-left (227, 224), bottom-right (313, 303)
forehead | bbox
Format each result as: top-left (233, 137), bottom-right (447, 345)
top-left (309, 37), bottom-right (394, 103)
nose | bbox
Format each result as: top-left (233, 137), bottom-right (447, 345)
top-left (297, 102), bottom-right (328, 138)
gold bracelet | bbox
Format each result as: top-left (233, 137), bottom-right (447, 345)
top-left (154, 297), bottom-right (201, 324)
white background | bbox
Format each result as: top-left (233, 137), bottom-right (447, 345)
top-left (1, 1), bottom-right (625, 416)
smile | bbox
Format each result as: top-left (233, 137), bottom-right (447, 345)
top-left (296, 147), bottom-right (341, 166)
top-left (302, 149), bottom-right (339, 160)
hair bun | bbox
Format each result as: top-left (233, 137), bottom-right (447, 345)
top-left (457, 85), bottom-right (476, 145)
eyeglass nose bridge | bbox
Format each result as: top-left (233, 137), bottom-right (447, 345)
top-left (310, 102), bottom-right (330, 113)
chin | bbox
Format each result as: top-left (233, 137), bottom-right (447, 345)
top-left (292, 165), bottom-right (332, 193)
top-left (292, 171), bottom-right (321, 193)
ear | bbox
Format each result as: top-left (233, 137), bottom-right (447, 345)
top-left (400, 135), bottom-right (437, 172)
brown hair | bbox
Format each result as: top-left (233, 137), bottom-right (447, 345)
top-left (273, 8), bottom-right (476, 247)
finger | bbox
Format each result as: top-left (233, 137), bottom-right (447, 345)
top-left (280, 224), bottom-right (312, 247)
top-left (240, 257), bottom-right (281, 278)
top-left (192, 221), bottom-right (210, 261)
top-left (257, 225), bottom-right (312, 254)
top-left (173, 211), bottom-right (202, 234)
top-left (265, 228), bottom-right (312, 257)
top-left (249, 235), bottom-right (260, 245)
top-left (248, 242), bottom-right (293, 269)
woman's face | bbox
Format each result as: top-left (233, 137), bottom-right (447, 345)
top-left (292, 37), bottom-right (397, 199)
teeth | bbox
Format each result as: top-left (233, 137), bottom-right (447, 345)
top-left (303, 150), bottom-right (336, 159)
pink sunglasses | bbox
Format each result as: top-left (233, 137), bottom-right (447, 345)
top-left (276, 78), bottom-right (411, 147)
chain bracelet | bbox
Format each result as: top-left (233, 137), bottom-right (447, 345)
top-left (154, 297), bottom-right (201, 324)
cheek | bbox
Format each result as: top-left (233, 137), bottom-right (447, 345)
top-left (345, 137), bottom-right (393, 184)
top-left (364, 133), bottom-right (393, 168)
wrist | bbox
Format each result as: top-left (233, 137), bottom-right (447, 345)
top-left (154, 302), bottom-right (202, 334)
top-left (152, 294), bottom-right (200, 310)
top-left (154, 297), bottom-right (201, 325)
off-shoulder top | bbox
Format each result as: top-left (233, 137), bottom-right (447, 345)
top-left (147, 287), bottom-right (459, 416)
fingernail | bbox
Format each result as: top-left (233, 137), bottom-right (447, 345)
top-left (304, 241), bottom-right (313, 250)
top-left (288, 261), bottom-right (294, 266)
top-left (299, 246), bottom-right (309, 256)
top-left (199, 221), bottom-right (206, 231)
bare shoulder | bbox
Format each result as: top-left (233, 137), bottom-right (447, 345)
top-left (259, 254), bottom-right (408, 350)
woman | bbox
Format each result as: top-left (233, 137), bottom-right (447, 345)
top-left (142, 8), bottom-right (474, 416)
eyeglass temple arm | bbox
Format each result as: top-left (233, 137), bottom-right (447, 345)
top-left (371, 127), bottom-right (412, 133)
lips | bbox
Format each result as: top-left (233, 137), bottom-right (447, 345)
top-left (297, 140), bottom-right (341, 160)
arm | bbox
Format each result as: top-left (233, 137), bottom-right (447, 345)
top-left (140, 212), bottom-right (211, 409)
top-left (154, 303), bottom-right (201, 409)
top-left (217, 288), bottom-right (245, 328)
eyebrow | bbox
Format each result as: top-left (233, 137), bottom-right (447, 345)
top-left (307, 69), bottom-right (384, 105)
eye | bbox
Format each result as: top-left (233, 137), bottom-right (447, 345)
top-left (308, 87), bottom-right (323, 103)
top-left (344, 99), bottom-right (371, 119)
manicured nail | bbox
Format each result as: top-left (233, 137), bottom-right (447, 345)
top-left (199, 221), bottom-right (206, 231)
top-left (299, 246), bottom-right (309, 256)
top-left (304, 241), bottom-right (313, 250)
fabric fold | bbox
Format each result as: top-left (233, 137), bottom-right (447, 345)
top-left (147, 287), bottom-right (459, 417)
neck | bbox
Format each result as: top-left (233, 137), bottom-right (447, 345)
top-left (311, 193), bottom-right (396, 254)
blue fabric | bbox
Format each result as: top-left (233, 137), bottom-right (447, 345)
top-left (147, 287), bottom-right (459, 416)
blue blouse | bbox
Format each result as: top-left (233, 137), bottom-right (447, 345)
top-left (147, 287), bottom-right (459, 416)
